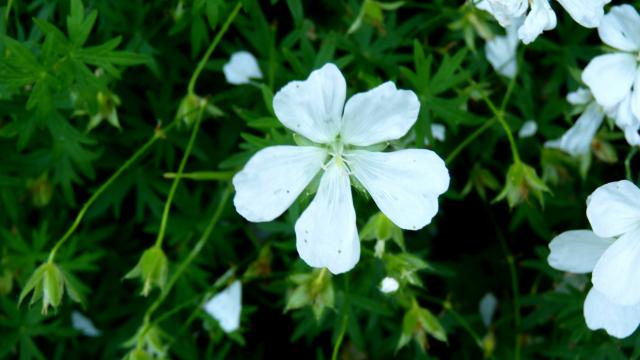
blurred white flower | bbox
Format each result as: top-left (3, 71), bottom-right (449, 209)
top-left (203, 280), bottom-right (242, 333)
top-left (583, 5), bottom-right (640, 122)
top-left (479, 292), bottom-right (498, 328)
top-left (223, 51), bottom-right (263, 85)
top-left (485, 22), bottom-right (519, 78)
top-left (71, 311), bottom-right (101, 337)
top-left (380, 277), bottom-right (400, 293)
top-left (424, 123), bottom-right (446, 145)
top-left (547, 180), bottom-right (640, 338)
top-left (545, 88), bottom-right (604, 156)
top-left (518, 120), bottom-right (538, 138)
top-left (477, 0), bottom-right (610, 44)
top-left (233, 64), bottom-right (450, 274)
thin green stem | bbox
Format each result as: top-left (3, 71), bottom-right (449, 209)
top-left (332, 275), bottom-right (350, 360)
top-left (163, 170), bottom-right (235, 181)
top-left (186, 2), bottom-right (243, 95)
top-left (154, 107), bottom-right (204, 248)
top-left (139, 185), bottom-right (231, 345)
top-left (446, 117), bottom-right (497, 164)
top-left (47, 122), bottom-right (178, 263)
top-left (4, 0), bottom-right (13, 23)
top-left (472, 80), bottom-right (521, 164)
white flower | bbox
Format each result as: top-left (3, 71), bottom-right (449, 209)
top-left (583, 5), bottom-right (640, 121)
top-left (223, 51), bottom-right (263, 85)
top-left (485, 22), bottom-right (519, 78)
top-left (547, 180), bottom-right (640, 338)
top-left (479, 292), bottom-right (498, 328)
top-left (380, 277), bottom-right (400, 293)
top-left (518, 120), bottom-right (538, 138)
top-left (424, 123), bottom-right (446, 145)
top-left (477, 0), bottom-right (610, 44)
top-left (545, 88), bottom-right (605, 156)
top-left (203, 280), bottom-right (242, 333)
top-left (233, 64), bottom-right (450, 274)
top-left (71, 311), bottom-right (101, 337)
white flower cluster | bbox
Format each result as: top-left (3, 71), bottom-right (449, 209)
top-left (478, 0), bottom-right (610, 44)
top-left (548, 180), bottom-right (640, 338)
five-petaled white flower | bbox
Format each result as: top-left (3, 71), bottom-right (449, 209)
top-left (223, 51), bottom-right (263, 85)
top-left (485, 21), bottom-right (519, 79)
top-left (203, 280), bottom-right (242, 333)
top-left (233, 64), bottom-right (450, 274)
top-left (583, 5), bottom-right (640, 144)
top-left (548, 180), bottom-right (640, 338)
top-left (477, 0), bottom-right (610, 44)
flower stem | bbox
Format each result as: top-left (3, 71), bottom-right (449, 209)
top-left (186, 2), bottom-right (243, 96)
top-left (446, 117), bottom-right (497, 165)
top-left (47, 122), bottom-right (178, 264)
top-left (154, 106), bottom-right (204, 248)
top-left (139, 185), bottom-right (231, 347)
top-left (332, 275), bottom-right (350, 360)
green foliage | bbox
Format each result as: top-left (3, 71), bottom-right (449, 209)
top-left (2, 0), bottom-right (640, 359)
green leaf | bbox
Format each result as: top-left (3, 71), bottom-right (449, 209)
top-left (67, 0), bottom-right (98, 47)
top-left (18, 264), bottom-right (47, 306)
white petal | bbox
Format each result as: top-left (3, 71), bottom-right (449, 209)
top-left (592, 228), bottom-right (640, 305)
top-left (556, 0), bottom-right (609, 28)
top-left (544, 102), bottom-right (604, 156)
top-left (485, 24), bottom-right (519, 79)
top-left (203, 280), bottom-right (242, 333)
top-left (582, 53), bottom-right (637, 108)
top-left (517, 0), bottom-right (557, 44)
top-left (584, 287), bottom-right (640, 338)
top-left (615, 93), bottom-right (636, 129)
top-left (566, 88), bottom-right (593, 105)
top-left (597, 4), bottom-right (640, 52)
top-left (295, 162), bottom-right (360, 274)
top-left (223, 51), bottom-right (263, 85)
top-left (380, 277), bottom-right (400, 293)
top-left (71, 311), bottom-right (101, 337)
top-left (431, 123), bottom-right (446, 142)
top-left (233, 146), bottom-right (326, 222)
top-left (586, 180), bottom-right (640, 238)
top-left (273, 63), bottom-right (346, 144)
top-left (482, 0), bottom-right (529, 27)
top-left (547, 230), bottom-right (614, 273)
top-left (479, 293), bottom-right (498, 328)
top-left (347, 149), bottom-right (449, 230)
top-left (340, 82), bottom-right (420, 146)
top-left (518, 120), bottom-right (537, 138)
top-left (632, 71), bottom-right (640, 121)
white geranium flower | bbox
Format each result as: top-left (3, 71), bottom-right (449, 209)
top-left (545, 88), bottom-right (605, 156)
top-left (71, 311), bottom-right (101, 337)
top-left (485, 22), bottom-right (519, 78)
top-left (203, 280), bottom-right (242, 333)
top-left (583, 5), bottom-right (640, 121)
top-left (380, 277), bottom-right (400, 293)
top-left (223, 51), bottom-right (263, 85)
top-left (233, 64), bottom-right (450, 274)
top-left (518, 120), bottom-right (538, 138)
top-left (477, 0), bottom-right (609, 44)
top-left (547, 180), bottom-right (640, 338)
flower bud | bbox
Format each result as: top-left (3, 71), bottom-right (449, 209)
top-left (176, 93), bottom-right (205, 128)
top-left (87, 91), bottom-right (121, 131)
top-left (19, 262), bottom-right (66, 314)
top-left (360, 212), bottom-right (405, 252)
top-left (494, 162), bottom-right (550, 208)
top-left (27, 174), bottom-right (53, 208)
top-left (397, 300), bottom-right (447, 351)
top-left (285, 268), bottom-right (334, 320)
top-left (124, 246), bottom-right (168, 297)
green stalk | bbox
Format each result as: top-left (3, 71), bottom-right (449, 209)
top-left (47, 121), bottom-right (178, 263)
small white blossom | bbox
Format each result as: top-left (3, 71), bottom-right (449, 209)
top-left (203, 280), bottom-right (242, 333)
top-left (223, 51), bottom-right (263, 85)
top-left (485, 22), bottom-right (519, 78)
top-left (233, 64), bottom-right (450, 274)
top-left (547, 180), bottom-right (640, 338)
top-left (71, 311), bottom-right (101, 337)
top-left (518, 120), bottom-right (538, 138)
top-left (479, 292), bottom-right (498, 328)
top-left (380, 277), bottom-right (400, 293)
top-left (583, 5), bottom-right (640, 126)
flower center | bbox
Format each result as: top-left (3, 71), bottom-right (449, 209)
top-left (327, 140), bottom-right (351, 172)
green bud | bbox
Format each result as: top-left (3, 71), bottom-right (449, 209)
top-left (592, 138), bottom-right (618, 164)
top-left (397, 300), bottom-right (447, 352)
top-left (125, 246), bottom-right (168, 297)
top-left (123, 325), bottom-right (168, 360)
top-left (87, 91), bottom-right (121, 131)
top-left (176, 93), bottom-right (205, 128)
top-left (243, 246), bottom-right (273, 279)
top-left (461, 164), bottom-right (500, 200)
top-left (285, 268), bottom-right (335, 320)
top-left (384, 253), bottom-right (431, 288)
top-left (27, 173), bottom-right (53, 208)
top-left (360, 212), bottom-right (405, 251)
top-left (19, 262), bottom-right (66, 314)
top-left (494, 162), bottom-right (551, 208)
